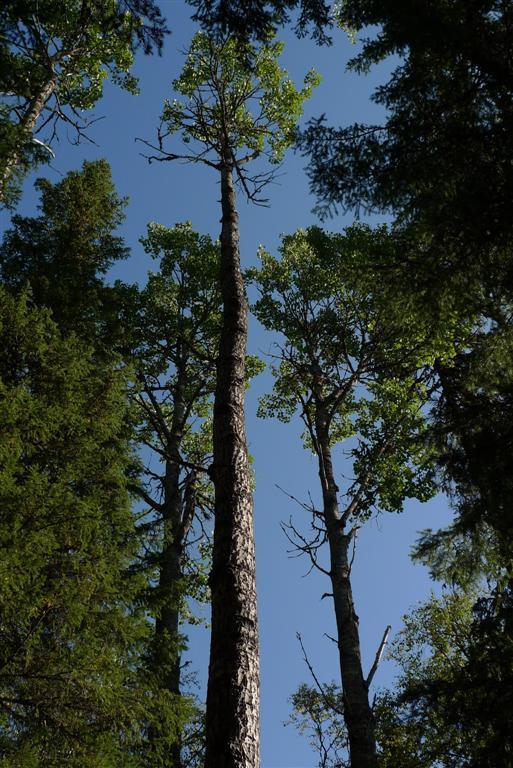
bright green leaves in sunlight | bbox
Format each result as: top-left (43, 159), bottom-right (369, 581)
top-left (159, 32), bottom-right (320, 167)
top-left (250, 224), bottom-right (469, 518)
top-left (0, 0), bottom-right (167, 205)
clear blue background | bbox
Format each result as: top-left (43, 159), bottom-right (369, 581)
top-left (0, 3), bottom-right (451, 765)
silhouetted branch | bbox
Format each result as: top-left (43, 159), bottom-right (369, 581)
top-left (297, 632), bottom-right (344, 717)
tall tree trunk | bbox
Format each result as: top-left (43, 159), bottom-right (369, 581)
top-left (316, 408), bottom-right (377, 768)
top-left (205, 164), bottom-right (260, 768)
top-left (153, 378), bottom-right (187, 768)
top-left (0, 76), bottom-right (56, 202)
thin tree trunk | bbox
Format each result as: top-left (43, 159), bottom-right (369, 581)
top-left (0, 77), bottom-right (57, 202)
top-left (153, 378), bottom-right (187, 768)
top-left (205, 164), bottom-right (260, 768)
top-left (315, 408), bottom-right (378, 768)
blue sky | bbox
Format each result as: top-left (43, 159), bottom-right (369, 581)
top-left (0, 3), bottom-right (453, 765)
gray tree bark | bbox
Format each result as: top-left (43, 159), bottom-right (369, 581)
top-left (315, 407), bottom-right (378, 768)
top-left (204, 163), bottom-right (260, 768)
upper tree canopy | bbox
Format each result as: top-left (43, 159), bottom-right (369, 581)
top-left (300, 1), bottom-right (513, 266)
top-left (188, 0), bottom-right (332, 43)
top-left (0, 160), bottom-right (130, 346)
top-left (251, 226), bottom-right (468, 517)
top-left (145, 31), bottom-right (319, 200)
top-left (0, 0), bottom-right (168, 205)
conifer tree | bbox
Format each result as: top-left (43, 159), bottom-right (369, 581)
top-left (0, 287), bottom-right (150, 765)
top-left (0, 162), bottom-right (184, 765)
top-left (0, 158), bottom-right (131, 347)
top-left (189, 0), bottom-right (331, 42)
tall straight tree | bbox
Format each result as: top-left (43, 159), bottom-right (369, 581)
top-left (251, 225), bottom-right (465, 768)
top-left (0, 0), bottom-right (167, 206)
top-left (143, 33), bottom-right (318, 767)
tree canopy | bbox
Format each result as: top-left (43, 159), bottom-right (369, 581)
top-left (1, 5), bottom-right (512, 767)
top-left (0, 0), bottom-right (168, 205)
top-left (0, 288), bottom-right (150, 765)
top-left (188, 0), bottom-right (332, 43)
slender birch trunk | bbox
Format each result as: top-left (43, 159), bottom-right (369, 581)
top-left (0, 76), bottom-right (56, 202)
top-left (205, 164), bottom-right (260, 768)
top-left (316, 408), bottom-right (378, 768)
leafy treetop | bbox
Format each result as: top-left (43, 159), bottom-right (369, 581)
top-left (0, 0), bottom-right (168, 204)
top-left (250, 225), bottom-right (469, 516)
top-left (144, 32), bottom-right (319, 201)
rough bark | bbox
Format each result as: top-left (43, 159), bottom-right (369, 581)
top-left (315, 407), bottom-right (378, 768)
top-left (0, 76), bottom-right (57, 202)
top-left (205, 164), bottom-right (260, 768)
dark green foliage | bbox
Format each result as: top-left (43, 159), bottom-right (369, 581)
top-left (296, 9), bottom-right (513, 762)
top-left (410, 301), bottom-right (513, 767)
top-left (375, 588), bottom-right (513, 768)
top-left (0, 163), bottom-right (192, 765)
top-left (290, 590), bottom-right (513, 768)
top-left (430, 336), bottom-right (513, 562)
top-left (0, 288), bottom-right (148, 766)
top-left (0, 159), bottom-right (132, 348)
top-left (189, 0), bottom-right (331, 43)
top-left (301, 1), bottom-right (513, 252)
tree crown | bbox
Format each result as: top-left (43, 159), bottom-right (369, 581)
top-left (251, 225), bottom-right (468, 515)
top-left (146, 32), bottom-right (319, 200)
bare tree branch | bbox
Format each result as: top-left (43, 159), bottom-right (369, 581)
top-left (297, 632), bottom-right (344, 717)
top-left (366, 625), bottom-right (392, 688)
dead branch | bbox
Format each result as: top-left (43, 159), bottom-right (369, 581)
top-left (366, 625), bottom-right (392, 688)
top-left (281, 516), bottom-right (331, 578)
top-left (297, 632), bottom-right (344, 717)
